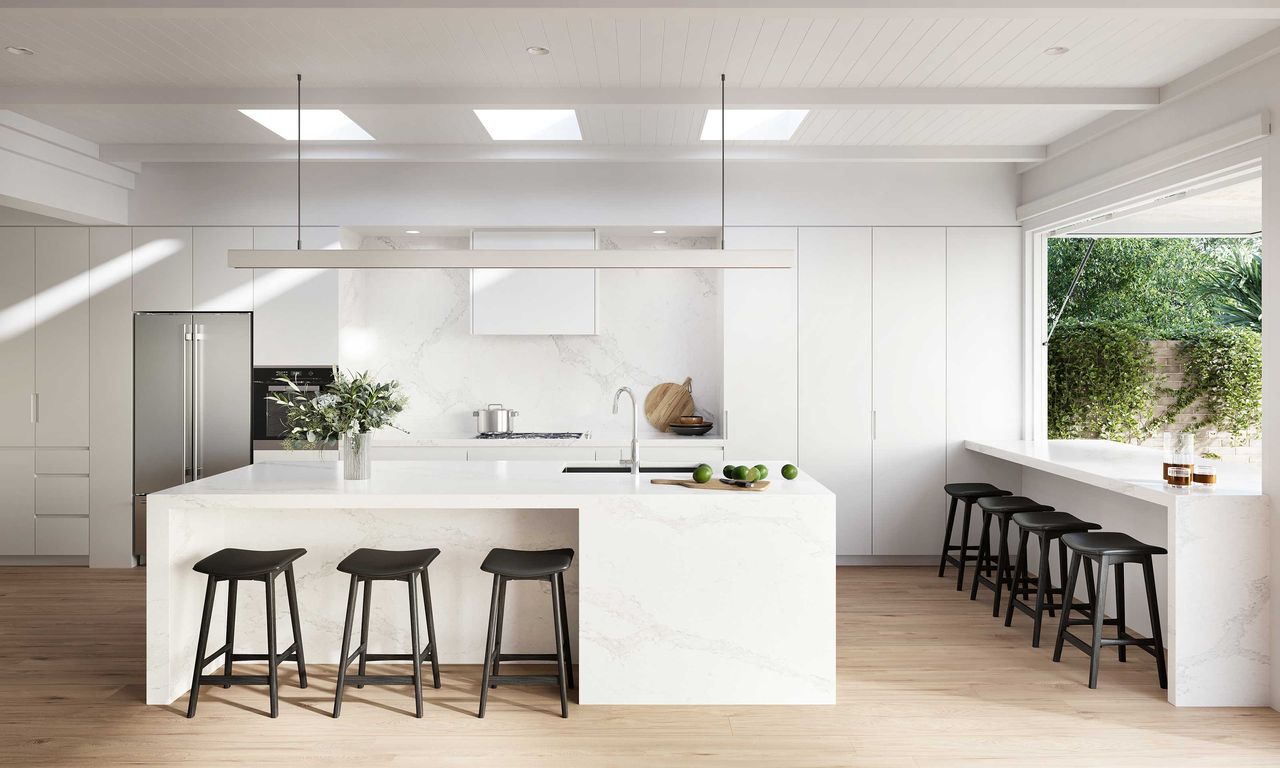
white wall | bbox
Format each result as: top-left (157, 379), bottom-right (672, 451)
top-left (129, 161), bottom-right (1018, 228)
top-left (1019, 51), bottom-right (1279, 709)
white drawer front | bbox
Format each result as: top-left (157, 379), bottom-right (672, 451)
top-left (35, 449), bottom-right (90, 475)
top-left (36, 516), bottom-right (89, 555)
top-left (36, 475), bottom-right (89, 516)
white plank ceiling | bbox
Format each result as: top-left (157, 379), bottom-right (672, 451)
top-left (0, 5), bottom-right (1276, 160)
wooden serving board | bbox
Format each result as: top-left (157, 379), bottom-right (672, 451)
top-left (650, 478), bottom-right (770, 492)
top-left (644, 377), bottom-right (695, 432)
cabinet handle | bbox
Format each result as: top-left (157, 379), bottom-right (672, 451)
top-left (872, 410), bottom-right (877, 440)
top-left (30, 393), bottom-right (38, 424)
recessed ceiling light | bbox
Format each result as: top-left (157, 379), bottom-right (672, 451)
top-left (404, 230), bottom-right (421, 234)
top-left (238, 109), bottom-right (374, 141)
top-left (474, 109), bottom-right (582, 141)
top-left (701, 110), bottom-right (809, 141)
top-left (526, 46), bottom-right (550, 56)
top-left (1043, 46), bottom-right (1070, 56)
top-left (651, 230), bottom-right (668, 235)
top-left (5, 46), bottom-right (34, 56)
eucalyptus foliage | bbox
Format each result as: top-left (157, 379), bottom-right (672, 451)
top-left (267, 368), bottom-right (408, 449)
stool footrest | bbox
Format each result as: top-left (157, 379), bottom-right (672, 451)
top-left (199, 674), bottom-right (279, 686)
top-left (497, 653), bottom-right (559, 662)
top-left (489, 673), bottom-right (562, 686)
top-left (1061, 617), bottom-right (1121, 628)
top-left (344, 674), bottom-right (418, 686)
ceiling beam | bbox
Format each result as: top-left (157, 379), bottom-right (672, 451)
top-left (0, 86), bottom-right (1159, 111)
top-left (99, 142), bottom-right (1047, 164)
top-left (3, 2), bottom-right (1279, 19)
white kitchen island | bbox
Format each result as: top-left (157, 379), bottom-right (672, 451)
top-left (966, 439), bottom-right (1270, 707)
top-left (146, 460), bottom-right (835, 707)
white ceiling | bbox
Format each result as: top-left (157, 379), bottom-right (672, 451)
top-left (1, 3), bottom-right (1278, 162)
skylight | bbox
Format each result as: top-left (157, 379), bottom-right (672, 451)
top-left (239, 109), bottom-right (374, 141)
top-left (474, 109), bottom-right (582, 141)
top-left (700, 109), bottom-right (809, 141)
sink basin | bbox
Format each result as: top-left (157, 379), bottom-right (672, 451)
top-left (562, 466), bottom-right (700, 474)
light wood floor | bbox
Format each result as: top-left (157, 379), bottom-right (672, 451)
top-left (2, 566), bottom-right (1279, 767)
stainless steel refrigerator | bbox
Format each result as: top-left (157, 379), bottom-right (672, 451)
top-left (133, 312), bottom-right (252, 556)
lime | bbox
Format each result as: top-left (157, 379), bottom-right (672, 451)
top-left (723, 465), bottom-right (736, 479)
top-left (753, 464), bottom-right (769, 480)
top-left (733, 465), bottom-right (751, 481)
top-left (692, 465), bottom-right (713, 484)
top-left (743, 466), bottom-right (761, 483)
top-left (781, 464), bottom-right (799, 480)
top-left (697, 463), bottom-right (712, 474)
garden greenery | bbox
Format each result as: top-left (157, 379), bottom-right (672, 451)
top-left (1170, 327), bottom-right (1263, 440)
top-left (1048, 323), bottom-right (1159, 441)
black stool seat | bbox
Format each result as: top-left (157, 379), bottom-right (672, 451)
top-left (1061, 532), bottom-right (1168, 557)
top-left (977, 496), bottom-right (1054, 514)
top-left (944, 483), bottom-right (1012, 501)
top-left (338, 547), bottom-right (441, 578)
top-left (482, 548), bottom-right (574, 579)
top-left (193, 547), bottom-right (306, 578)
top-left (1011, 511), bottom-right (1102, 534)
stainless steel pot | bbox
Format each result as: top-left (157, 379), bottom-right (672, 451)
top-left (473, 403), bottom-right (518, 434)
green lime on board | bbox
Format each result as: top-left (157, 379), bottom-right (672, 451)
top-left (743, 466), bottom-right (761, 483)
top-left (753, 464), bottom-right (769, 480)
top-left (692, 465), bottom-right (713, 484)
top-left (781, 464), bottom-right (799, 480)
top-left (733, 465), bottom-right (751, 481)
top-left (723, 464), bottom-right (736, 479)
top-left (697, 463), bottom-right (712, 473)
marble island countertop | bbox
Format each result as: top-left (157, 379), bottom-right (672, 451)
top-left (153, 459), bottom-right (829, 505)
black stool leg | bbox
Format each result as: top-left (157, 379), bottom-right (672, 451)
top-left (549, 572), bottom-right (569, 718)
top-left (265, 572), bottom-right (280, 718)
top-left (186, 575), bottom-right (218, 718)
top-left (1053, 551), bottom-right (1082, 663)
top-left (1142, 556), bottom-right (1168, 689)
top-left (222, 580), bottom-right (237, 688)
top-left (1057, 539), bottom-right (1069, 613)
top-left (333, 575), bottom-right (358, 718)
top-left (489, 577), bottom-right (507, 688)
top-left (1088, 556), bottom-right (1110, 689)
top-left (421, 568), bottom-right (441, 689)
top-left (969, 512), bottom-right (991, 601)
top-left (991, 515), bottom-right (1012, 617)
top-left (1083, 551), bottom-right (1097, 609)
top-left (556, 571), bottom-right (575, 690)
top-left (477, 574), bottom-right (501, 718)
top-left (1031, 532), bottom-right (1052, 647)
top-left (356, 579), bottom-right (372, 689)
top-left (407, 572), bottom-right (424, 718)
top-left (284, 565), bottom-right (307, 688)
top-left (1115, 563), bottom-right (1127, 663)
top-left (938, 495), bottom-right (958, 578)
top-left (1003, 528), bottom-right (1029, 627)
top-left (956, 500), bottom-right (974, 591)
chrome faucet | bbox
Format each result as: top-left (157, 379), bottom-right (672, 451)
top-left (612, 386), bottom-right (640, 475)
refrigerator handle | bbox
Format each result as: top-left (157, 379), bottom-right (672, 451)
top-left (30, 393), bottom-right (38, 424)
top-left (192, 323), bottom-right (203, 480)
top-left (183, 323), bottom-right (192, 482)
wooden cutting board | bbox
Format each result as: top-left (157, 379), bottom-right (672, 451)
top-left (644, 377), bottom-right (695, 432)
top-left (651, 478), bottom-right (769, 492)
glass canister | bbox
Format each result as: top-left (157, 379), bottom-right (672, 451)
top-left (1167, 465), bottom-right (1191, 487)
top-left (1193, 464), bottom-right (1218, 486)
top-left (1162, 432), bottom-right (1195, 481)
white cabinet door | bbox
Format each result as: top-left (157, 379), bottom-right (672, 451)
top-left (193, 227), bottom-right (254, 311)
top-left (34, 228), bottom-right (90, 447)
top-left (132, 227), bottom-right (193, 311)
top-left (872, 227), bottom-right (947, 556)
top-left (722, 227), bottom-right (798, 462)
top-left (252, 227), bottom-right (340, 365)
top-left (799, 228), bottom-right (873, 556)
top-left (35, 516), bottom-right (89, 556)
top-left (36, 474), bottom-right (89, 516)
top-left (0, 450), bottom-right (34, 555)
top-left (470, 229), bottom-right (597, 335)
top-left (0, 228), bottom-right (35, 446)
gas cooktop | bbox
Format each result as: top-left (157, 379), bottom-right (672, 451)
top-left (475, 432), bottom-right (586, 440)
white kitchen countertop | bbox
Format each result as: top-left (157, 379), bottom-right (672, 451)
top-left (965, 438), bottom-right (1262, 507)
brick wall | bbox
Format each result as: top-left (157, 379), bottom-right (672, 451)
top-left (1135, 340), bottom-right (1261, 463)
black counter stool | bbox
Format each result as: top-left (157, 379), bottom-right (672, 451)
top-left (333, 548), bottom-right (441, 719)
top-left (186, 547), bottom-right (308, 718)
top-left (969, 496), bottom-right (1054, 616)
top-left (1004, 511), bottom-right (1101, 647)
top-left (478, 547), bottom-right (575, 719)
top-left (1053, 532), bottom-right (1168, 690)
top-left (939, 483), bottom-right (1012, 590)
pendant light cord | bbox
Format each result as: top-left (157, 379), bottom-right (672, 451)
top-left (296, 73), bottom-right (302, 250)
top-left (720, 73), bottom-right (725, 248)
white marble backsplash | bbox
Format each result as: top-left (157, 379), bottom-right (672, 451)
top-left (338, 235), bottom-right (723, 438)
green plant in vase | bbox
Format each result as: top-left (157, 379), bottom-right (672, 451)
top-left (267, 368), bottom-right (408, 479)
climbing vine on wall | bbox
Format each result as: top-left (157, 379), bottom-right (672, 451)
top-left (1048, 322), bottom-right (1159, 441)
top-left (1170, 327), bottom-right (1263, 442)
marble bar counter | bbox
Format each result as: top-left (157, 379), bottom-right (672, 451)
top-left (147, 460), bottom-right (835, 707)
top-left (965, 439), bottom-right (1270, 707)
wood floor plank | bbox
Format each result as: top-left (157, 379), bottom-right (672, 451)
top-left (0, 565), bottom-right (1277, 767)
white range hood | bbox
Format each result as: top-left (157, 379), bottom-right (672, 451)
top-left (228, 248), bottom-right (794, 269)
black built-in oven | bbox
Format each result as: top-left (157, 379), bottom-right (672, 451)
top-left (252, 366), bottom-right (335, 447)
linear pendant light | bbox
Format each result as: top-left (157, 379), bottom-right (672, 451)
top-left (229, 72), bottom-right (791, 270)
